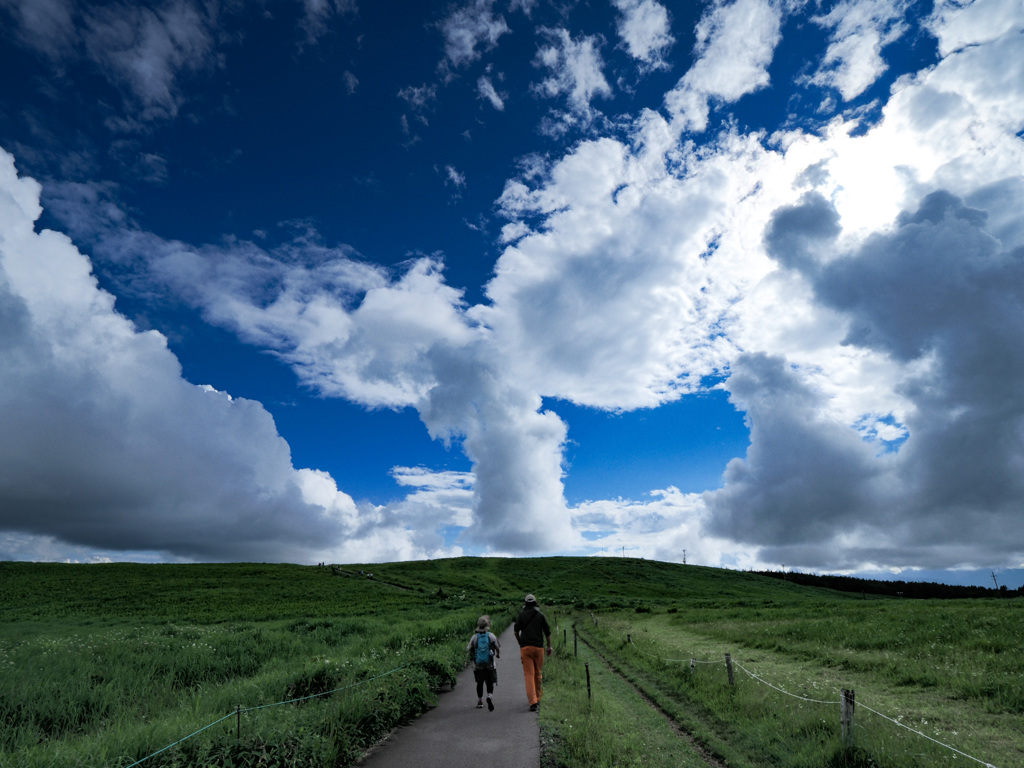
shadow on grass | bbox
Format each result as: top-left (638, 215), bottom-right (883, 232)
top-left (824, 746), bottom-right (883, 768)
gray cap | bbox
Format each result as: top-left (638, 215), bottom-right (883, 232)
top-left (524, 593), bottom-right (537, 604)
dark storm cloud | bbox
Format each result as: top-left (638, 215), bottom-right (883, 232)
top-left (707, 188), bottom-right (1024, 570)
top-left (705, 352), bottom-right (884, 551)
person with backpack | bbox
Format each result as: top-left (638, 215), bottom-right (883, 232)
top-left (467, 615), bottom-right (500, 710)
top-left (514, 594), bottom-right (552, 712)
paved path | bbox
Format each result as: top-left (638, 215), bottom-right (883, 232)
top-left (358, 624), bottom-right (538, 768)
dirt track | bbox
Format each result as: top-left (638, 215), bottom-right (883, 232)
top-left (358, 623), bottom-right (539, 768)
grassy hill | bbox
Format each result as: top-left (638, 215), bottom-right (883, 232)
top-left (1, 558), bottom-right (1020, 768)
top-left (1, 556), bottom-right (859, 627)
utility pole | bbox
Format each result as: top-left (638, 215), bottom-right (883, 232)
top-left (992, 571), bottom-right (1000, 590)
top-left (683, 549), bottom-right (686, 565)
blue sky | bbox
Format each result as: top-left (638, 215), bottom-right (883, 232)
top-left (1, 0), bottom-right (1023, 589)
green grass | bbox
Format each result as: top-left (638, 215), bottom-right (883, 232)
top-left (572, 603), bottom-right (1024, 768)
top-left (539, 619), bottom-right (708, 768)
top-left (1, 558), bottom-right (1021, 768)
top-left (0, 561), bottom-right (503, 767)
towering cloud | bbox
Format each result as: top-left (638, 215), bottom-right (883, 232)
top-left (0, 149), bottom-right (456, 563)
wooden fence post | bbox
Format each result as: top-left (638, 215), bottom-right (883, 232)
top-left (627, 634), bottom-right (631, 644)
top-left (725, 653), bottom-right (734, 686)
top-left (585, 662), bottom-right (591, 700)
top-left (574, 627), bottom-right (578, 658)
top-left (841, 689), bottom-right (855, 748)
top-left (690, 658), bottom-right (695, 673)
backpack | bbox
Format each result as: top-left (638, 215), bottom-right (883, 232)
top-left (474, 631), bottom-right (491, 666)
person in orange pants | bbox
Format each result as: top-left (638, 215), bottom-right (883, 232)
top-left (514, 594), bottom-right (552, 711)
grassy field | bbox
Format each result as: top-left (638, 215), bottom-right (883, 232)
top-left (0, 561), bottom-right (504, 768)
top-left (1, 558), bottom-right (1021, 767)
top-left (560, 604), bottom-right (1022, 768)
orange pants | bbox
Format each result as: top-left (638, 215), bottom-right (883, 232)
top-left (520, 646), bottom-right (546, 705)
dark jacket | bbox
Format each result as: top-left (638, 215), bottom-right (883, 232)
top-left (514, 605), bottom-right (551, 648)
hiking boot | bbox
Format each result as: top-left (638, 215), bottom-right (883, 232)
top-left (529, 703), bottom-right (538, 712)
top-left (487, 697), bottom-right (494, 711)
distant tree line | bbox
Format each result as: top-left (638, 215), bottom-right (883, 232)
top-left (753, 570), bottom-right (1022, 599)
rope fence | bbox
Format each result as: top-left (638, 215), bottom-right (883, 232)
top-left (103, 602), bottom-right (1002, 768)
top-left (616, 634), bottom-right (999, 768)
top-left (122, 663), bottom-right (413, 768)
top-left (857, 700), bottom-right (999, 768)
top-left (731, 659), bottom-right (838, 705)
top-left (118, 599), bottom-right (530, 768)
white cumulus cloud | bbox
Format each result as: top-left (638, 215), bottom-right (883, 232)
top-left (533, 27), bottom-right (613, 132)
top-left (808, 0), bottom-right (911, 101)
top-left (0, 150), bottom-right (347, 562)
top-left (612, 0), bottom-right (674, 70)
top-left (439, 0), bottom-right (510, 69)
top-left (665, 0), bottom-right (783, 132)
top-left (0, 148), bottom-right (463, 564)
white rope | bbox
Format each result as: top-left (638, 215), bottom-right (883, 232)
top-left (123, 662), bottom-right (414, 767)
top-left (731, 660), bottom-right (837, 705)
top-left (857, 700), bottom-right (999, 768)
top-left (624, 633), bottom-right (1001, 768)
top-left (735, 663), bottom-right (1000, 766)
top-left (626, 638), bottom-right (724, 667)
